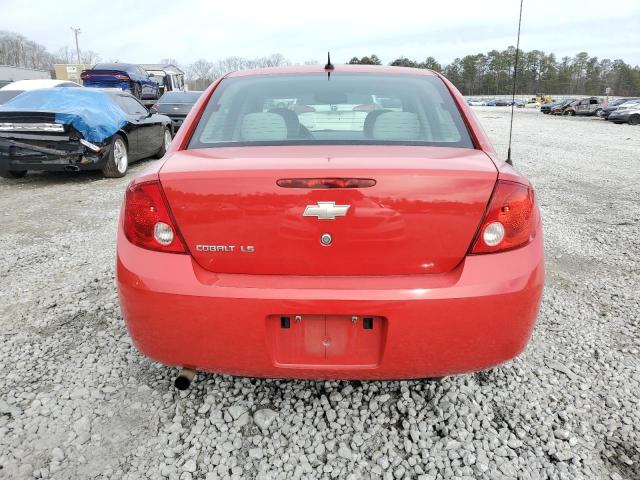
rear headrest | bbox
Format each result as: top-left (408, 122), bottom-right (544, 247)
top-left (268, 108), bottom-right (300, 138)
top-left (363, 109), bottom-right (390, 138)
top-left (240, 113), bottom-right (287, 141)
top-left (371, 111), bottom-right (421, 141)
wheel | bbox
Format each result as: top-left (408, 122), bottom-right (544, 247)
top-left (629, 114), bottom-right (640, 126)
top-left (155, 127), bottom-right (172, 158)
top-left (0, 170), bottom-right (27, 179)
top-left (564, 110), bottom-right (575, 116)
top-left (595, 108), bottom-right (603, 117)
top-left (102, 135), bottom-right (128, 178)
top-left (131, 83), bottom-right (142, 99)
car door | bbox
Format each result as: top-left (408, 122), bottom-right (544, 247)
top-left (129, 95), bottom-right (162, 156)
top-left (113, 95), bottom-right (141, 157)
top-left (116, 95), bottom-right (161, 158)
top-left (579, 99), bottom-right (589, 114)
top-left (589, 98), bottom-right (599, 114)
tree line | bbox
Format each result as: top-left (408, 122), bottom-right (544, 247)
top-left (0, 31), bottom-right (101, 72)
top-left (185, 54), bottom-right (302, 90)
top-left (349, 49), bottom-right (640, 96)
top-left (2, 29), bottom-right (639, 96)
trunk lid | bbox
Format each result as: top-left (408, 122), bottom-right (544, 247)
top-left (156, 103), bottom-right (192, 116)
top-left (159, 146), bottom-right (497, 275)
top-left (81, 70), bottom-right (130, 88)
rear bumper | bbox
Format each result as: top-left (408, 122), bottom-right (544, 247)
top-left (166, 115), bottom-right (186, 130)
top-left (116, 228), bottom-right (544, 379)
top-left (84, 80), bottom-right (130, 90)
top-left (0, 153), bottom-right (106, 172)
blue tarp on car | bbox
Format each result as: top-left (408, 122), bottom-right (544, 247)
top-left (0, 88), bottom-right (128, 143)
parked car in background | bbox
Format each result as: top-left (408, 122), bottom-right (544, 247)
top-left (151, 91), bottom-right (202, 131)
top-left (560, 97), bottom-right (602, 116)
top-left (515, 99), bottom-right (538, 108)
top-left (486, 99), bottom-right (510, 106)
top-left (139, 64), bottom-right (186, 97)
top-left (601, 97), bottom-right (640, 120)
top-left (0, 79), bottom-right (81, 105)
top-left (608, 101), bottom-right (640, 125)
top-left (550, 99), bottom-right (577, 115)
top-left (0, 88), bottom-right (172, 178)
top-left (81, 63), bottom-right (159, 100)
top-left (116, 65), bottom-right (544, 384)
top-left (541, 98), bottom-right (572, 114)
top-left (466, 98), bottom-right (486, 106)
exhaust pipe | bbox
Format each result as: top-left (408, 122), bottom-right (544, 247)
top-left (64, 165), bottom-right (80, 172)
top-left (174, 368), bottom-right (196, 390)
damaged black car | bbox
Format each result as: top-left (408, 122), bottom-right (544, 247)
top-left (0, 88), bottom-right (173, 179)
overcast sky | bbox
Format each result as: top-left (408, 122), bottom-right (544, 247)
top-left (2, 0), bottom-right (639, 66)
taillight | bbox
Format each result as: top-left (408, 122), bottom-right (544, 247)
top-left (123, 180), bottom-right (186, 253)
top-left (471, 180), bottom-right (539, 254)
top-left (80, 72), bottom-right (88, 80)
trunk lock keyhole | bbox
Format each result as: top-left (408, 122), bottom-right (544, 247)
top-left (320, 233), bottom-right (333, 246)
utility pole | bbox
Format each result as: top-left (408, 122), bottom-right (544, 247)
top-left (70, 27), bottom-right (81, 64)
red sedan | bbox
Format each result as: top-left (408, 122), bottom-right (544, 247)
top-left (116, 65), bottom-right (543, 386)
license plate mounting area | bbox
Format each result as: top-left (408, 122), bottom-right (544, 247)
top-left (266, 314), bottom-right (386, 367)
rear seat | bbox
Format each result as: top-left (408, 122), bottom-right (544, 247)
top-left (366, 111), bottom-right (421, 141)
top-left (240, 113), bottom-right (288, 141)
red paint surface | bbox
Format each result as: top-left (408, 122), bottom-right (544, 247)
top-left (159, 146), bottom-right (497, 275)
top-left (116, 64), bottom-right (544, 379)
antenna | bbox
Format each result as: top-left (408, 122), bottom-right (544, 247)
top-left (506, 0), bottom-right (524, 166)
top-left (324, 52), bottom-right (334, 79)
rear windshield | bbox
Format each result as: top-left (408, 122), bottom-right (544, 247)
top-left (159, 92), bottom-right (202, 103)
top-left (93, 63), bottom-right (130, 71)
top-left (188, 73), bottom-right (473, 149)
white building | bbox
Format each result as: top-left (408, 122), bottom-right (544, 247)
top-left (0, 65), bottom-right (51, 87)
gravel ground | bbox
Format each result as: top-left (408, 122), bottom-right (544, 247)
top-left (1, 108), bottom-right (639, 480)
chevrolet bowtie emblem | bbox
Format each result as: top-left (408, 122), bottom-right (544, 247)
top-left (303, 201), bottom-right (350, 220)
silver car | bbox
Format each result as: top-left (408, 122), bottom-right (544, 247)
top-left (562, 97), bottom-right (603, 117)
top-left (608, 101), bottom-right (640, 125)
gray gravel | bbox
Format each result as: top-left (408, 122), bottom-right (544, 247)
top-left (1, 108), bottom-right (639, 479)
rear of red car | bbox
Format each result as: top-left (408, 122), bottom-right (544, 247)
top-left (116, 66), bottom-right (543, 380)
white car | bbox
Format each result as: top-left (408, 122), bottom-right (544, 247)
top-left (466, 98), bottom-right (486, 106)
top-left (0, 79), bottom-right (82, 104)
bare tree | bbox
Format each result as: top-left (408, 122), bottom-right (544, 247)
top-left (54, 45), bottom-right (100, 65)
top-left (252, 53), bottom-right (290, 68)
top-left (186, 54), bottom-right (292, 89)
top-left (80, 50), bottom-right (101, 65)
top-left (0, 30), bottom-right (56, 71)
top-left (211, 56), bottom-right (249, 77)
top-left (187, 59), bottom-right (215, 90)
top-left (55, 46), bottom-right (73, 64)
